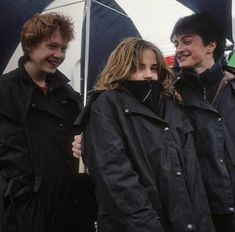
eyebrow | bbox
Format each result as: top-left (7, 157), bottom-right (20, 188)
top-left (181, 35), bottom-right (194, 40)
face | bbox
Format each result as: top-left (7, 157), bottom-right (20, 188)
top-left (26, 28), bottom-right (69, 75)
top-left (174, 35), bottom-right (216, 74)
top-left (128, 48), bottom-right (159, 81)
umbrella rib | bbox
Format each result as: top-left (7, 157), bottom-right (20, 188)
top-left (92, 0), bottom-right (129, 18)
top-left (44, 0), bottom-right (85, 11)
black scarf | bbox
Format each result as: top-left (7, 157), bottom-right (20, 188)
top-left (124, 80), bottom-right (161, 116)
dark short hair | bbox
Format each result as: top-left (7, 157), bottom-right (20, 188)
top-left (170, 13), bottom-right (226, 62)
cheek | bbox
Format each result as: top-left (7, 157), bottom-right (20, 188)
top-left (152, 73), bottom-right (158, 80)
top-left (190, 49), bottom-right (205, 61)
top-left (129, 72), bottom-right (144, 80)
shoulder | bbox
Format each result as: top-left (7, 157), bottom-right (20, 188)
top-left (0, 68), bottom-right (27, 97)
top-left (93, 89), bottom-right (125, 108)
top-left (53, 71), bottom-right (83, 105)
top-left (0, 68), bottom-right (20, 84)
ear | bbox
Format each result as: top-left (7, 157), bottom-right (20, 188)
top-left (24, 45), bottom-right (32, 53)
top-left (207, 41), bottom-right (217, 53)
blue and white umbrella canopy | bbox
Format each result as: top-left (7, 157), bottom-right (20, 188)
top-left (1, 0), bottom-right (233, 97)
top-left (0, 0), bottom-right (53, 74)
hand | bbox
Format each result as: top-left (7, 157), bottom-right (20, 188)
top-left (72, 134), bottom-right (82, 158)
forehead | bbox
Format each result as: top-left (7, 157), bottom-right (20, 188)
top-left (174, 34), bottom-right (202, 41)
top-left (141, 48), bottom-right (156, 59)
top-left (39, 28), bottom-right (69, 46)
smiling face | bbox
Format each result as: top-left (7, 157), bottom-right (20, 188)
top-left (26, 28), bottom-right (68, 76)
top-left (174, 34), bottom-right (216, 74)
top-left (128, 48), bottom-right (159, 81)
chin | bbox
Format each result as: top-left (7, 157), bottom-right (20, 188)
top-left (179, 62), bottom-right (192, 69)
top-left (45, 68), bottom-right (57, 74)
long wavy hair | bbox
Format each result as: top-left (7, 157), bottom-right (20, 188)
top-left (95, 37), bottom-right (180, 101)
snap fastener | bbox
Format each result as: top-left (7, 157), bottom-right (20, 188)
top-left (176, 171), bottom-right (182, 176)
top-left (186, 224), bottom-right (193, 230)
top-left (62, 100), bottom-right (67, 104)
top-left (219, 159), bottom-right (224, 163)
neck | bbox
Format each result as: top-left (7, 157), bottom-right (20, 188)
top-left (194, 58), bottom-right (215, 75)
top-left (24, 61), bottom-right (47, 87)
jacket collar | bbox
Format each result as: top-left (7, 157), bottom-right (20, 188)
top-left (18, 56), bottom-right (70, 91)
top-left (223, 65), bottom-right (235, 93)
top-left (174, 64), bottom-right (222, 113)
top-left (121, 88), bottom-right (169, 126)
top-left (0, 57), bottom-right (72, 124)
top-left (175, 78), bottom-right (215, 109)
top-left (75, 88), bottom-right (169, 131)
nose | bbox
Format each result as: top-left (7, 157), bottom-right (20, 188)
top-left (54, 48), bottom-right (65, 58)
top-left (143, 69), bottom-right (154, 80)
top-left (176, 42), bottom-right (184, 53)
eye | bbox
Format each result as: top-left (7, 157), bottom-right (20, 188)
top-left (182, 37), bottom-right (193, 45)
top-left (47, 44), bottom-right (57, 50)
top-left (151, 65), bottom-right (158, 72)
top-left (184, 40), bottom-right (191, 45)
top-left (61, 47), bottom-right (67, 53)
top-left (173, 41), bottom-right (179, 48)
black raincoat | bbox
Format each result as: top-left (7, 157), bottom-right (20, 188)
top-left (0, 58), bottom-right (96, 232)
top-left (174, 63), bottom-right (235, 216)
top-left (76, 86), bottom-right (216, 232)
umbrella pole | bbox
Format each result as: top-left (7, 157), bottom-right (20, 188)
top-left (79, 0), bottom-right (91, 173)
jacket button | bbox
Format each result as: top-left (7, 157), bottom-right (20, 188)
top-left (219, 159), bottom-right (224, 163)
top-left (228, 207), bottom-right (235, 212)
top-left (62, 100), bottom-right (67, 104)
top-left (218, 117), bottom-right (222, 122)
top-left (59, 123), bottom-right (64, 127)
top-left (176, 171), bottom-right (182, 176)
top-left (186, 224), bottom-right (193, 230)
top-left (164, 127), bottom-right (169, 131)
top-left (124, 108), bottom-right (130, 113)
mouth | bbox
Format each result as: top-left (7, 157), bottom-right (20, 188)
top-left (47, 59), bottom-right (62, 68)
top-left (177, 54), bottom-right (190, 63)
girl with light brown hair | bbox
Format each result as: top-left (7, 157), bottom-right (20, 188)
top-left (74, 37), bottom-right (216, 232)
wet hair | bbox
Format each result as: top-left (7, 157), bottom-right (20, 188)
top-left (95, 37), bottom-right (180, 100)
top-left (21, 12), bottom-right (74, 55)
top-left (170, 13), bottom-right (226, 62)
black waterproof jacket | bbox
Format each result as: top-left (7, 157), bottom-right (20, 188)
top-left (77, 88), bottom-right (216, 232)
top-left (174, 64), bottom-right (235, 215)
top-left (0, 58), bottom-right (96, 232)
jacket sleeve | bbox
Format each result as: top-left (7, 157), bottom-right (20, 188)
top-left (83, 93), bottom-right (164, 232)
